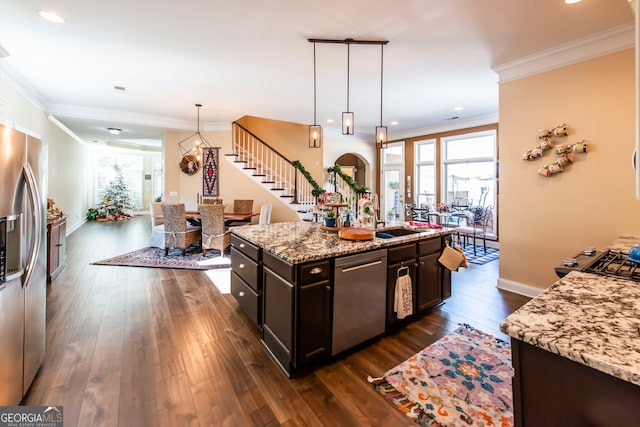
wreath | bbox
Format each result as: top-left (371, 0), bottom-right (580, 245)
top-left (179, 154), bottom-right (200, 175)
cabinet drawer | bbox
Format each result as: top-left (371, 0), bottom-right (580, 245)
top-left (388, 243), bottom-right (416, 264)
top-left (418, 238), bottom-right (442, 256)
top-left (231, 247), bottom-right (259, 291)
top-left (263, 251), bottom-right (294, 283)
top-left (231, 235), bottom-right (260, 261)
top-left (230, 272), bottom-right (260, 326)
top-left (299, 260), bottom-right (330, 285)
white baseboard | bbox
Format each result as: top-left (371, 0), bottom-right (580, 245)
top-left (67, 217), bottom-right (87, 235)
top-left (496, 277), bottom-right (542, 299)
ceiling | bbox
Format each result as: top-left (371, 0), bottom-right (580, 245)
top-left (0, 0), bottom-right (634, 148)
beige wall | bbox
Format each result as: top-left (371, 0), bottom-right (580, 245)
top-left (1, 80), bottom-right (88, 232)
top-left (163, 117), bottom-right (379, 223)
top-left (164, 128), bottom-right (301, 223)
top-left (499, 48), bottom-right (639, 290)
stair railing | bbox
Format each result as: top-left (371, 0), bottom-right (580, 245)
top-left (232, 122), bottom-right (316, 205)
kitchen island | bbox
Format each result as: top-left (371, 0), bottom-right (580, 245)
top-left (230, 221), bottom-right (454, 375)
top-left (500, 236), bottom-right (640, 426)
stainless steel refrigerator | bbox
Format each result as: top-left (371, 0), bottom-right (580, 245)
top-left (0, 124), bottom-right (47, 405)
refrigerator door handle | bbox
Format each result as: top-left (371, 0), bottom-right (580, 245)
top-left (21, 163), bottom-right (42, 289)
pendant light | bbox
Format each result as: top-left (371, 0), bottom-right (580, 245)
top-left (309, 42), bottom-right (322, 148)
top-left (342, 42), bottom-right (354, 135)
top-left (375, 44), bottom-right (388, 149)
top-left (177, 104), bottom-right (213, 175)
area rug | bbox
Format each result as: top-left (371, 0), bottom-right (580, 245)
top-left (461, 246), bottom-right (499, 265)
top-left (368, 324), bottom-right (513, 427)
top-left (92, 247), bottom-right (231, 270)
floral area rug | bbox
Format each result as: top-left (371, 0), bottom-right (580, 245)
top-left (92, 246), bottom-right (231, 270)
top-left (368, 324), bottom-right (513, 427)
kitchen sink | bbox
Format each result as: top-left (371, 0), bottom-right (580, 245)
top-left (375, 227), bottom-right (421, 239)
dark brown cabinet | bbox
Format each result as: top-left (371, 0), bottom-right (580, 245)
top-left (230, 235), bottom-right (262, 327)
top-left (262, 252), bottom-right (331, 376)
top-left (416, 238), bottom-right (444, 311)
top-left (386, 244), bottom-right (417, 329)
top-left (46, 215), bottom-right (66, 283)
top-left (297, 260), bottom-right (331, 367)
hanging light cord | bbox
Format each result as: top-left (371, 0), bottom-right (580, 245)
top-left (379, 44), bottom-right (384, 126)
top-left (346, 43), bottom-right (350, 112)
top-left (313, 42), bottom-right (317, 126)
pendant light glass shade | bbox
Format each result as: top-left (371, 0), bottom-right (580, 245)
top-left (342, 112), bottom-right (354, 135)
top-left (309, 125), bottom-right (322, 148)
top-left (376, 126), bottom-right (388, 149)
top-left (309, 42), bottom-right (322, 148)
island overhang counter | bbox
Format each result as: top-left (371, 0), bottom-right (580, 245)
top-left (500, 235), bottom-right (640, 427)
top-left (230, 221), bottom-right (455, 375)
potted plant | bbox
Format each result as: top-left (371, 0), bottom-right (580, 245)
top-left (324, 210), bottom-right (336, 228)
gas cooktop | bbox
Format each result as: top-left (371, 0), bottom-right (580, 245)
top-left (582, 250), bottom-right (640, 281)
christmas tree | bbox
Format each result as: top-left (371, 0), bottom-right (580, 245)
top-left (99, 165), bottom-right (133, 218)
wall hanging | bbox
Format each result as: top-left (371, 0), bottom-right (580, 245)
top-left (202, 147), bottom-right (219, 197)
top-left (521, 123), bottom-right (589, 177)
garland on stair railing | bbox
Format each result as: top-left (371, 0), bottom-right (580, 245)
top-left (292, 160), bottom-right (326, 197)
top-left (328, 164), bottom-right (370, 195)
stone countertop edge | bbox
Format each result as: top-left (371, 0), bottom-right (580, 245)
top-left (500, 234), bottom-right (640, 387)
top-left (230, 221), bottom-right (453, 264)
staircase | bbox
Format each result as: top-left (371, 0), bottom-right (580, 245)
top-left (225, 122), bottom-right (317, 220)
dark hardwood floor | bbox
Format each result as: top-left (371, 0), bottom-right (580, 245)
top-left (23, 217), bottom-right (530, 426)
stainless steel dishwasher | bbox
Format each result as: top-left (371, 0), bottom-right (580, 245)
top-left (332, 249), bottom-right (388, 356)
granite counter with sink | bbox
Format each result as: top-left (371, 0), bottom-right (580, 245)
top-left (229, 221), bottom-right (454, 375)
top-left (229, 221), bottom-right (452, 264)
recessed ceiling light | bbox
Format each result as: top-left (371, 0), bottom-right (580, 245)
top-left (454, 106), bottom-right (464, 111)
top-left (108, 128), bottom-right (122, 135)
top-left (390, 121), bottom-right (399, 126)
top-left (326, 118), bottom-right (334, 123)
top-left (38, 10), bottom-right (65, 24)
top-left (565, 0), bottom-right (582, 4)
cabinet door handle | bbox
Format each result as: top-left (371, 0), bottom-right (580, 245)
top-left (239, 243), bottom-right (246, 248)
top-left (310, 267), bottom-right (323, 275)
top-left (239, 291), bottom-right (245, 297)
top-left (325, 285), bottom-right (331, 291)
top-left (239, 263), bottom-right (245, 269)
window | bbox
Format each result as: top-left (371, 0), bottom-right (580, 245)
top-left (380, 142), bottom-right (404, 221)
top-left (442, 130), bottom-right (496, 234)
top-left (414, 139), bottom-right (436, 210)
top-left (91, 153), bottom-right (145, 209)
top-left (152, 154), bottom-right (164, 201)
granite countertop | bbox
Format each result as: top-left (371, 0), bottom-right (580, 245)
top-left (500, 235), bottom-right (640, 386)
top-left (231, 221), bottom-right (452, 264)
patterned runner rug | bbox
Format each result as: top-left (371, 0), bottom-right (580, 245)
top-left (461, 246), bottom-right (499, 265)
top-left (92, 246), bottom-right (231, 270)
top-left (368, 324), bottom-right (513, 427)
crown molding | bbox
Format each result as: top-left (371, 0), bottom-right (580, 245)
top-left (389, 113), bottom-right (499, 141)
top-left (47, 114), bottom-right (86, 145)
top-left (493, 22), bottom-right (634, 83)
top-left (0, 61), bottom-right (48, 110)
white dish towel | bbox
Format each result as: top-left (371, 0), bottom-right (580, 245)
top-left (394, 274), bottom-right (413, 319)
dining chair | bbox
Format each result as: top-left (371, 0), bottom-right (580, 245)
top-left (259, 204), bottom-right (272, 225)
top-left (161, 203), bottom-right (201, 256)
top-left (198, 203), bottom-right (231, 256)
top-left (455, 205), bottom-right (494, 256)
top-left (148, 202), bottom-right (165, 248)
top-left (233, 199), bottom-right (253, 213)
top-left (202, 197), bottom-right (223, 205)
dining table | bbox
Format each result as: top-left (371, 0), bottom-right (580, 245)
top-left (186, 210), bottom-right (260, 227)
